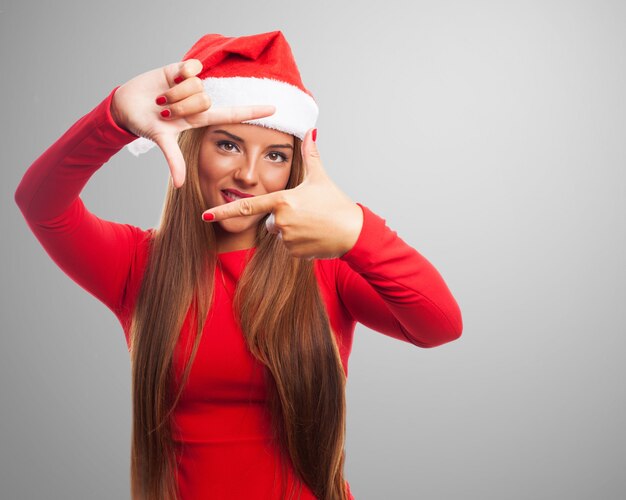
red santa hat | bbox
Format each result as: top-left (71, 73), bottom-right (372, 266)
top-left (127, 30), bottom-right (318, 156)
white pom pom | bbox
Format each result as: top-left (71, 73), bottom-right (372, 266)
top-left (126, 137), bottom-right (157, 156)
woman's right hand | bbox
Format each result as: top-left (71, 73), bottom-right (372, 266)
top-left (110, 59), bottom-right (275, 188)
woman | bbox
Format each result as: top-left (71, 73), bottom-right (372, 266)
top-left (15, 31), bottom-right (463, 500)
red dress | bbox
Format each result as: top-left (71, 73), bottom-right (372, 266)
top-left (15, 88), bottom-right (463, 499)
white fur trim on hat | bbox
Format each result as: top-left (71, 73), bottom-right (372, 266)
top-left (126, 76), bottom-right (318, 156)
top-left (202, 77), bottom-right (318, 139)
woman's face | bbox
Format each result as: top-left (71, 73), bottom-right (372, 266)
top-left (198, 123), bottom-right (295, 252)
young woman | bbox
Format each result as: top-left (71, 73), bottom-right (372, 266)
top-left (15, 31), bottom-right (463, 500)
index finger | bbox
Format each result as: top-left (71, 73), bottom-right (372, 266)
top-left (202, 190), bottom-right (284, 222)
top-left (198, 104), bottom-right (276, 126)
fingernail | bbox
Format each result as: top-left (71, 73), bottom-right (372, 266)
top-left (202, 213), bottom-right (214, 222)
top-left (160, 109), bottom-right (171, 118)
top-left (312, 129), bottom-right (318, 142)
top-left (156, 95), bottom-right (167, 105)
top-left (174, 76), bottom-right (184, 84)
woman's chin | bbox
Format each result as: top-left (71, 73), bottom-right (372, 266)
top-left (214, 215), bottom-right (262, 239)
top-left (218, 215), bottom-right (253, 231)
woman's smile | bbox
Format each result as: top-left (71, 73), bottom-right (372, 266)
top-left (221, 188), bottom-right (255, 203)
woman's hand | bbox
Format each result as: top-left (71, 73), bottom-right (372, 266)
top-left (201, 129), bottom-right (364, 259)
top-left (111, 59), bottom-right (275, 188)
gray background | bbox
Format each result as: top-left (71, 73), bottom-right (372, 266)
top-left (2, 0), bottom-right (625, 499)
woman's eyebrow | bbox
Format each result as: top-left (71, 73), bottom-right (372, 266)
top-left (212, 129), bottom-right (293, 150)
top-left (212, 129), bottom-right (244, 142)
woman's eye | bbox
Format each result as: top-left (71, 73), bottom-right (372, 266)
top-left (217, 141), bottom-right (239, 152)
top-left (267, 151), bottom-right (288, 163)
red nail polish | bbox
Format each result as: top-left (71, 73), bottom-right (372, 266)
top-left (160, 109), bottom-right (171, 118)
top-left (174, 76), bottom-right (184, 84)
top-left (156, 95), bottom-right (167, 105)
top-left (312, 128), bottom-right (317, 142)
top-left (202, 213), bottom-right (215, 221)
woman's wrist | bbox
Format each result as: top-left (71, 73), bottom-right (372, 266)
top-left (110, 87), bottom-right (135, 135)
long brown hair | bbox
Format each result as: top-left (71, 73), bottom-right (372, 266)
top-left (128, 126), bottom-right (350, 499)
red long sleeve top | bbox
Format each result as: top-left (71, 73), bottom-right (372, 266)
top-left (15, 88), bottom-right (463, 500)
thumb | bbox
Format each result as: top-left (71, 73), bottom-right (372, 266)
top-left (301, 128), bottom-right (325, 180)
top-left (153, 133), bottom-right (186, 188)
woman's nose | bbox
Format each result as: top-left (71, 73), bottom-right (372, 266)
top-left (233, 158), bottom-right (259, 186)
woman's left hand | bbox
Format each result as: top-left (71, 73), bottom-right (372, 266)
top-left (201, 129), bottom-right (364, 259)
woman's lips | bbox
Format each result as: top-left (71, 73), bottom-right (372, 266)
top-left (221, 189), bottom-right (254, 203)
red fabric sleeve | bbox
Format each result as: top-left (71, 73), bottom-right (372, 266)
top-left (14, 88), bottom-right (148, 322)
top-left (336, 203), bottom-right (463, 347)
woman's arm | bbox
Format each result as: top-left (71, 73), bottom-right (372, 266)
top-left (15, 58), bottom-right (276, 319)
top-left (201, 131), bottom-right (463, 347)
top-left (14, 88), bottom-right (147, 318)
top-left (335, 204), bottom-right (463, 348)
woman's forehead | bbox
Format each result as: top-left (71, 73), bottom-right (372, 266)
top-left (206, 123), bottom-right (294, 144)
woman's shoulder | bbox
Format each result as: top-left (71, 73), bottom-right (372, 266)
top-left (313, 257), bottom-right (343, 292)
top-left (124, 225), bottom-right (157, 287)
top-left (115, 225), bottom-right (156, 330)
top-left (121, 224), bottom-right (156, 256)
